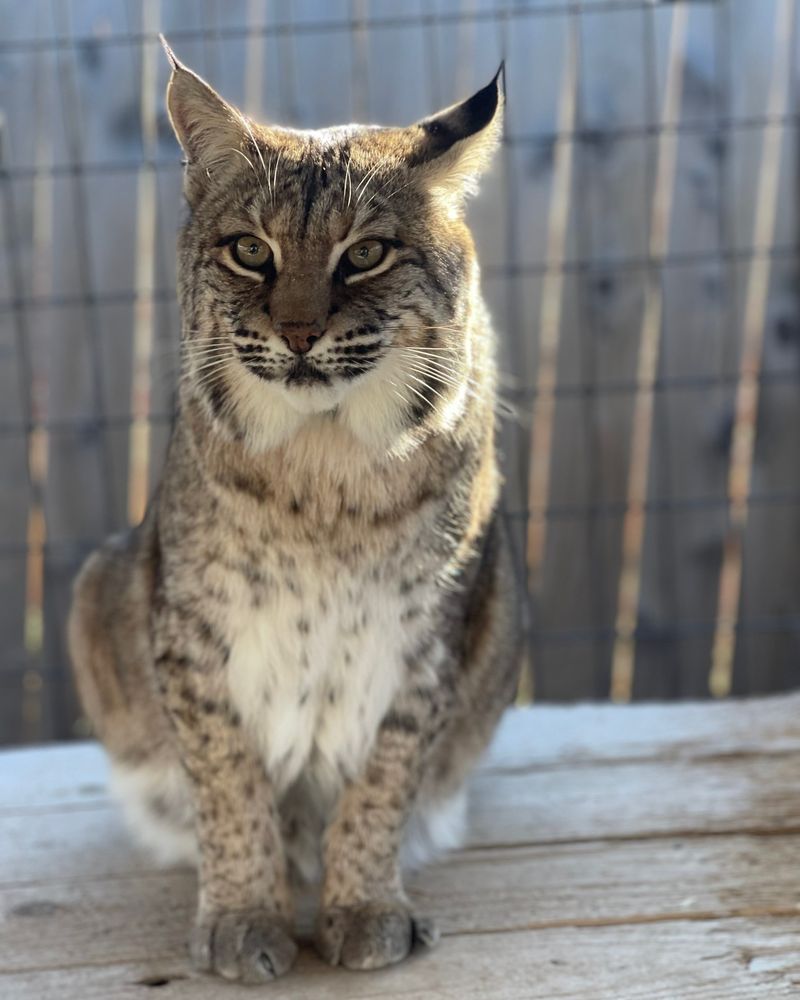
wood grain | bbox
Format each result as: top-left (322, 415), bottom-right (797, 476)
top-left (3, 917), bottom-right (800, 1000)
top-left (4, 834), bottom-right (800, 974)
top-left (3, 699), bottom-right (800, 997)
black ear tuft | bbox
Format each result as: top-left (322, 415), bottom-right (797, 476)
top-left (496, 60), bottom-right (506, 99)
top-left (159, 33), bottom-right (180, 71)
top-left (418, 68), bottom-right (502, 160)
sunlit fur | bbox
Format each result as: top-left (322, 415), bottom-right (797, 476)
top-left (69, 50), bottom-right (521, 983)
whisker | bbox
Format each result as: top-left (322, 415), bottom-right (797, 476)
top-left (383, 376), bottom-right (412, 407)
top-left (398, 365), bottom-right (462, 388)
top-left (367, 173), bottom-right (416, 207)
top-left (392, 354), bottom-right (478, 385)
top-left (399, 355), bottom-right (518, 420)
top-left (398, 360), bottom-right (459, 376)
top-left (386, 345), bottom-right (461, 354)
top-left (417, 329), bottom-right (469, 339)
top-left (184, 343), bottom-right (237, 355)
top-left (184, 363), bottom-right (233, 381)
top-left (271, 149), bottom-right (284, 207)
top-left (238, 114), bottom-right (270, 202)
top-left (225, 147), bottom-right (258, 182)
top-left (397, 378), bottom-right (435, 409)
top-left (400, 370), bottom-right (453, 405)
top-left (188, 369), bottom-right (232, 394)
top-left (152, 334), bottom-right (228, 354)
top-left (178, 351), bottom-right (238, 367)
top-left (190, 355), bottom-right (231, 372)
top-left (396, 356), bottom-right (463, 380)
top-left (343, 155), bottom-right (353, 211)
top-left (398, 359), bottom-right (487, 400)
top-left (354, 158), bottom-right (388, 205)
top-left (401, 367), bottom-right (484, 404)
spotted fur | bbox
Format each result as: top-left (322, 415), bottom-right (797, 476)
top-left (69, 41), bottom-right (520, 984)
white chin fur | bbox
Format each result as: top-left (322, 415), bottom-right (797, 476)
top-left (233, 351), bottom-right (419, 455)
top-left (273, 380), bottom-right (349, 415)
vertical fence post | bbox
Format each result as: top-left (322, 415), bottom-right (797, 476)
top-left (610, 1), bottom-right (688, 703)
top-left (709, 0), bottom-right (796, 698)
top-left (127, 0), bottom-right (160, 527)
top-left (522, 17), bottom-right (579, 701)
top-left (245, 0), bottom-right (266, 120)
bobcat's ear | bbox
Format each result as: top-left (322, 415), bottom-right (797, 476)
top-left (160, 35), bottom-right (256, 202)
top-left (406, 66), bottom-right (504, 200)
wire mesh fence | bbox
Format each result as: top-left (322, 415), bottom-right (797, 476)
top-left (0, 0), bottom-right (799, 744)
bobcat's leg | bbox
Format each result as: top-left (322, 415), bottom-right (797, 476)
top-left (315, 515), bottom-right (520, 972)
top-left (153, 602), bottom-right (298, 984)
top-left (71, 524), bottom-right (298, 983)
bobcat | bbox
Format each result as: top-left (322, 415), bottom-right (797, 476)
top-left (69, 38), bottom-right (520, 984)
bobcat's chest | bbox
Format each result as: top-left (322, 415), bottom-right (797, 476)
top-left (226, 562), bottom-right (417, 797)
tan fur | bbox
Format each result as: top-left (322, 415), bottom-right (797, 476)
top-left (69, 47), bottom-right (520, 984)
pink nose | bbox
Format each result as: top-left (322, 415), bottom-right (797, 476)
top-left (277, 324), bottom-right (323, 355)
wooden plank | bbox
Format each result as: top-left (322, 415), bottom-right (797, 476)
top-left (0, 743), bottom-right (109, 813)
top-left (4, 751), bottom-right (800, 885)
top-left (4, 694), bottom-right (800, 813)
top-left (3, 916), bottom-right (800, 999)
top-left (469, 751), bottom-right (800, 847)
top-left (2, 699), bottom-right (800, 996)
top-left (4, 833), bottom-right (800, 974)
top-left (486, 693), bottom-right (800, 769)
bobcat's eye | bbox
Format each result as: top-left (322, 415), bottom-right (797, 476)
top-left (232, 235), bottom-right (272, 270)
top-left (345, 239), bottom-right (386, 272)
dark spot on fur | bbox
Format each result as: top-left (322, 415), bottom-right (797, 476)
top-left (382, 711), bottom-right (420, 735)
top-left (230, 471), bottom-right (270, 501)
top-left (206, 378), bottom-right (229, 419)
top-left (366, 764), bottom-right (384, 786)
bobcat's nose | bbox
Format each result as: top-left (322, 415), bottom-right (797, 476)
top-left (275, 322), bottom-right (324, 356)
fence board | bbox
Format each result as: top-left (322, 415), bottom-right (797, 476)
top-left (0, 0), bottom-right (799, 742)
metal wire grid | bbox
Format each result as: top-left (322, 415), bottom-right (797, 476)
top-left (0, 0), bottom-right (799, 742)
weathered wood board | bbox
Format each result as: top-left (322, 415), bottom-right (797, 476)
top-left (3, 696), bottom-right (800, 997)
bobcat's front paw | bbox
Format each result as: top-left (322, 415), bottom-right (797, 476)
top-left (315, 901), bottom-right (439, 971)
top-left (191, 909), bottom-right (298, 984)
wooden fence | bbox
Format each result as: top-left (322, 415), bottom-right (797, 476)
top-left (0, 0), bottom-right (799, 744)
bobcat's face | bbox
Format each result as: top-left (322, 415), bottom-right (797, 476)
top-left (167, 43), bottom-right (501, 449)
